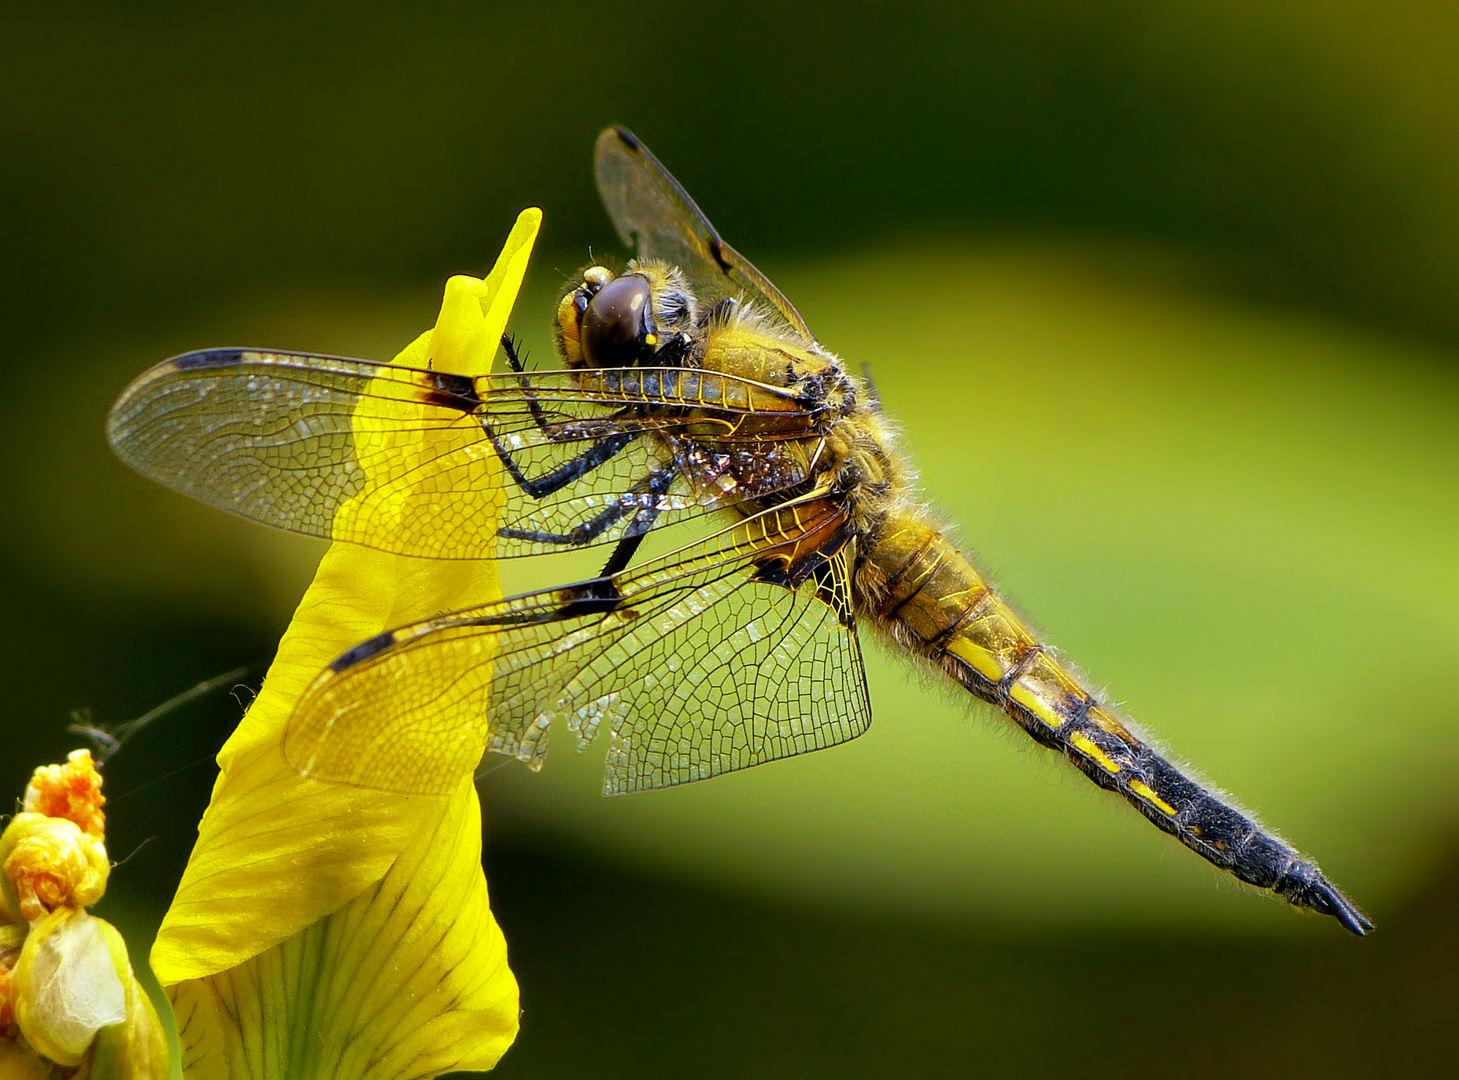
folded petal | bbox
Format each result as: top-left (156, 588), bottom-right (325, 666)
top-left (11, 908), bottom-right (126, 1066)
top-left (153, 211), bottom-right (537, 985)
top-left (151, 210), bottom-right (538, 1076)
top-left (2, 814), bottom-right (110, 922)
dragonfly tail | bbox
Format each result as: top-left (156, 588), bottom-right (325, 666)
top-left (1027, 706), bottom-right (1374, 936)
top-left (863, 515), bottom-right (1372, 935)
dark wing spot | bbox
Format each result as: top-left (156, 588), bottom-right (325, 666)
top-left (750, 560), bottom-right (792, 589)
top-left (706, 237), bottom-right (734, 274)
top-left (811, 557), bottom-right (855, 627)
top-left (557, 577), bottom-right (625, 618)
top-left (172, 348), bottom-right (248, 371)
top-left (331, 631), bottom-right (398, 672)
top-left (421, 372), bottom-right (482, 411)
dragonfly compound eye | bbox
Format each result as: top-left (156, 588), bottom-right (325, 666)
top-left (581, 274), bottom-right (658, 367)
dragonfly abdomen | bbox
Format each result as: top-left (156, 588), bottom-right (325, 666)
top-left (860, 513), bottom-right (1371, 934)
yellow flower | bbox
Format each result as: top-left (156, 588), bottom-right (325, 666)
top-left (151, 210), bottom-right (539, 1078)
top-left (1, 750), bottom-right (169, 1077)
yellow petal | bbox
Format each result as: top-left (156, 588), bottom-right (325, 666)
top-left (151, 212), bottom-right (537, 1077)
top-left (152, 212), bottom-right (538, 985)
top-left (147, 542), bottom-right (460, 984)
top-left (12, 907), bottom-right (126, 1066)
top-left (478, 208), bottom-right (541, 347)
top-left (169, 776), bottom-right (516, 1079)
top-left (88, 916), bottom-right (183, 1080)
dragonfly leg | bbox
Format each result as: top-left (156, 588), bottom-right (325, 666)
top-left (499, 334), bottom-right (639, 445)
top-left (497, 466), bottom-right (678, 554)
top-left (486, 335), bottom-right (644, 498)
top-left (596, 466), bottom-right (677, 577)
top-left (498, 506), bottom-right (626, 547)
top-left (501, 332), bottom-right (526, 372)
top-left (484, 427), bottom-right (639, 500)
top-left (500, 333), bottom-right (554, 435)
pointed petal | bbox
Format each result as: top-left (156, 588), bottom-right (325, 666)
top-left (152, 212), bottom-right (539, 992)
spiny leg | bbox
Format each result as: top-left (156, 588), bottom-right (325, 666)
top-left (487, 335), bottom-right (645, 499)
top-left (595, 466), bottom-right (677, 578)
top-left (527, 466), bottom-right (679, 621)
top-left (498, 465), bottom-right (678, 550)
top-left (501, 332), bottom-right (527, 373)
top-left (486, 427), bottom-right (638, 500)
top-left (501, 333), bottom-right (553, 434)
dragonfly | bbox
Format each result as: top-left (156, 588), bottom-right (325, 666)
top-left (107, 125), bottom-right (1370, 935)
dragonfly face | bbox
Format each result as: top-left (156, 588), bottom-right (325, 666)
top-left (557, 263), bottom-right (700, 369)
top-left (106, 125), bottom-right (1371, 935)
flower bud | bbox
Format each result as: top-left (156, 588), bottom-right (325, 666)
top-left (83, 914), bottom-right (170, 1080)
top-left (2, 751), bottom-right (167, 1077)
top-left (1, 814), bottom-right (110, 923)
top-left (11, 907), bottom-right (127, 1066)
top-left (24, 748), bottom-right (107, 839)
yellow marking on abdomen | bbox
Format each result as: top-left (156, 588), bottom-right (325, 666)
top-left (869, 516), bottom-right (1127, 741)
top-left (859, 515), bottom-right (1372, 935)
top-left (942, 595), bottom-right (1038, 684)
top-left (1008, 651), bottom-right (1089, 730)
top-left (1007, 680), bottom-right (1062, 727)
top-left (867, 519), bottom-right (1042, 685)
top-left (1129, 780), bottom-right (1177, 816)
top-left (1069, 732), bottom-right (1121, 775)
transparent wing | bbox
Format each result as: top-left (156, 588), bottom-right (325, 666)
top-left (284, 499), bottom-right (871, 795)
top-left (595, 126), bottom-right (819, 347)
top-left (107, 347), bottom-right (822, 560)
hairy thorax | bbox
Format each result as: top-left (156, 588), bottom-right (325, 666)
top-left (696, 311), bottom-right (910, 547)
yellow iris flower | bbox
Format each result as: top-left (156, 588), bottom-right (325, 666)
top-left (150, 210), bottom-right (541, 1078)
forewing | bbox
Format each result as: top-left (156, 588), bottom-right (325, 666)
top-left (107, 348), bottom-right (818, 559)
top-left (595, 126), bottom-right (819, 347)
top-left (284, 505), bottom-right (871, 795)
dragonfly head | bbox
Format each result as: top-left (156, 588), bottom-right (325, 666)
top-left (555, 262), bottom-right (699, 369)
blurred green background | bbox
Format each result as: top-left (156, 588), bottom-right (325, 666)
top-left (4, 2), bottom-right (1457, 1076)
